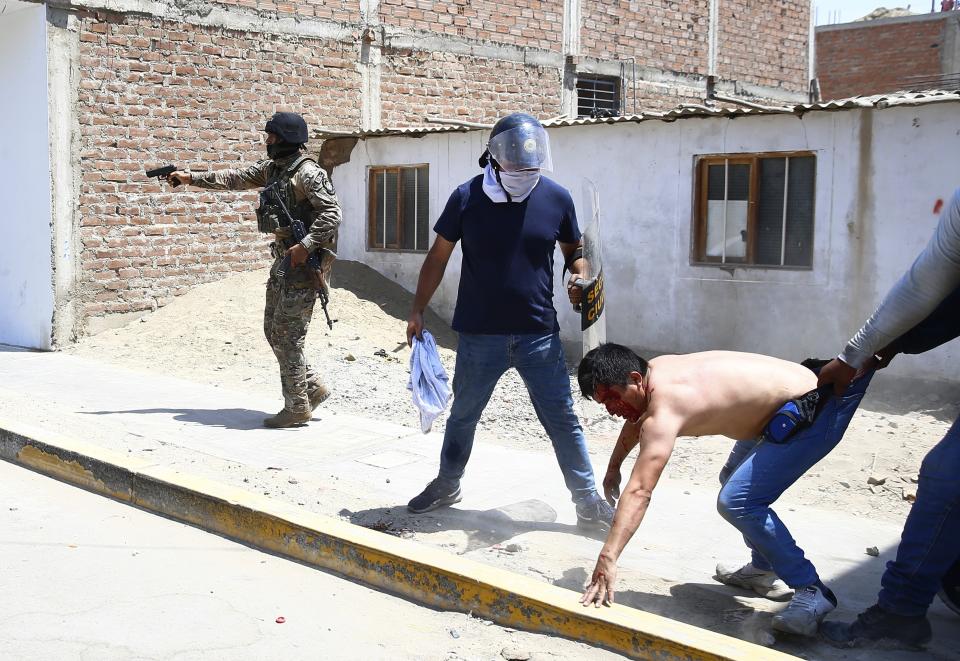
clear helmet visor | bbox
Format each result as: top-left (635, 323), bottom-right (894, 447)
top-left (487, 124), bottom-right (553, 172)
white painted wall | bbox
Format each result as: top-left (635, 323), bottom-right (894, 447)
top-left (334, 103), bottom-right (960, 383)
top-left (0, 2), bottom-right (53, 349)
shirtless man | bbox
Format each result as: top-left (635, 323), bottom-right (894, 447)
top-left (576, 343), bottom-right (872, 637)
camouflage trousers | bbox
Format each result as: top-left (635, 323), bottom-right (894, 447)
top-left (264, 258), bottom-right (321, 414)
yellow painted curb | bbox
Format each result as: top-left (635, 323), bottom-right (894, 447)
top-left (0, 416), bottom-right (796, 661)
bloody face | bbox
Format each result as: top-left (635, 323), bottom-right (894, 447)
top-left (593, 383), bottom-right (644, 422)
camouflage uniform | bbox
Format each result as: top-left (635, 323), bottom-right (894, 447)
top-left (191, 152), bottom-right (341, 415)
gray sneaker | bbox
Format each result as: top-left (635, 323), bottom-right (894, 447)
top-left (575, 495), bottom-right (615, 532)
top-left (772, 583), bottom-right (837, 637)
top-left (407, 478), bottom-right (462, 514)
top-left (714, 562), bottom-right (793, 601)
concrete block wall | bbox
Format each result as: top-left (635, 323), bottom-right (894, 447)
top-left (816, 13), bottom-right (958, 100)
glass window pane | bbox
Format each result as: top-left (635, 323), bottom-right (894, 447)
top-left (727, 164), bottom-right (749, 200)
top-left (401, 168), bottom-right (417, 250)
top-left (704, 162), bottom-right (748, 260)
top-left (416, 166), bottom-right (430, 251)
top-left (705, 200), bottom-right (748, 259)
top-left (785, 156), bottom-right (815, 267)
top-left (707, 164), bottom-right (725, 200)
top-left (757, 158), bottom-right (786, 265)
top-left (384, 170), bottom-right (399, 247)
top-left (373, 170), bottom-right (385, 249)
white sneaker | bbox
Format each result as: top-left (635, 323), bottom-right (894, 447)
top-left (772, 584), bottom-right (837, 637)
top-left (714, 562), bottom-right (793, 601)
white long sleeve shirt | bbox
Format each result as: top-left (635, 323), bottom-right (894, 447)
top-left (841, 188), bottom-right (960, 369)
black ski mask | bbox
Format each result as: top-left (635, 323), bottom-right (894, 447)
top-left (267, 141), bottom-right (302, 160)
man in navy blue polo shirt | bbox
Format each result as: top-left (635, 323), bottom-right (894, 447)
top-left (404, 113), bottom-right (614, 531)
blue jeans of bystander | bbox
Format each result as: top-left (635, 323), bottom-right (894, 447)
top-left (438, 332), bottom-right (597, 504)
top-left (878, 413), bottom-right (960, 616)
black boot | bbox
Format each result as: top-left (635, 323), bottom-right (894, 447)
top-left (820, 603), bottom-right (932, 650)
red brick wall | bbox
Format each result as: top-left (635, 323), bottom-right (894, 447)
top-left (816, 17), bottom-right (945, 100)
top-left (716, 0), bottom-right (810, 92)
top-left (71, 2), bottom-right (811, 328)
top-left (580, 0), bottom-right (709, 76)
top-left (580, 1), bottom-right (809, 94)
top-left (210, 0), bottom-right (355, 23)
top-left (379, 0), bottom-right (565, 50)
top-left (380, 49), bottom-right (562, 127)
top-left (76, 14), bottom-right (360, 318)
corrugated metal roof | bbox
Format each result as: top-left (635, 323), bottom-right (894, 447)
top-left (313, 90), bottom-right (960, 140)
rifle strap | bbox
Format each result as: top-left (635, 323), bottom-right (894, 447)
top-left (285, 155), bottom-right (317, 176)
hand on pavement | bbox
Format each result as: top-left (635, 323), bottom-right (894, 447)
top-left (580, 554), bottom-right (617, 608)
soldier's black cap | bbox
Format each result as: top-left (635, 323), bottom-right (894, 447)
top-left (264, 112), bottom-right (308, 144)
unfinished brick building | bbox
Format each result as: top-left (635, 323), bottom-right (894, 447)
top-left (0, 0), bottom-right (812, 349)
top-left (816, 11), bottom-right (960, 100)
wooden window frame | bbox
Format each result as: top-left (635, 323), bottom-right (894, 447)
top-left (692, 151), bottom-right (816, 269)
top-left (367, 164), bottom-right (429, 253)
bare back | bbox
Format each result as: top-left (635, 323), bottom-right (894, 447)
top-left (645, 351), bottom-right (817, 440)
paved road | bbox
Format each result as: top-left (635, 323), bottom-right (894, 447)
top-left (0, 460), bottom-right (621, 661)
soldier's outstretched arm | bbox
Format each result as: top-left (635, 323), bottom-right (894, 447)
top-left (187, 161), bottom-right (270, 191)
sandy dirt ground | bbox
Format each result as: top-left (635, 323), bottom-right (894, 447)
top-left (66, 262), bottom-right (960, 659)
top-left (70, 262), bottom-right (958, 525)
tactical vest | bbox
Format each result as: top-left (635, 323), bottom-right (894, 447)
top-left (256, 155), bottom-right (317, 234)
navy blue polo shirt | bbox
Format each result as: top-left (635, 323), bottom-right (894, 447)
top-left (434, 174), bottom-right (581, 334)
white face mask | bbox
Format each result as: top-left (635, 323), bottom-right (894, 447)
top-left (497, 169), bottom-right (540, 200)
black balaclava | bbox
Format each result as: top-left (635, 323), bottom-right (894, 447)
top-left (267, 141), bottom-right (302, 160)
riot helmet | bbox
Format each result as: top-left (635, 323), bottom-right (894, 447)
top-left (480, 113), bottom-right (552, 172)
top-left (265, 112), bottom-right (309, 144)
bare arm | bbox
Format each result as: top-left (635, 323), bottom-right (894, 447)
top-left (581, 414), bottom-right (679, 607)
top-left (601, 420), bottom-right (642, 506)
top-left (406, 235), bottom-right (457, 345)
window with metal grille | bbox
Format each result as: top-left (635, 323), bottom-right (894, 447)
top-left (576, 75), bottom-right (621, 118)
top-left (693, 153), bottom-right (816, 268)
top-left (368, 165), bottom-right (430, 252)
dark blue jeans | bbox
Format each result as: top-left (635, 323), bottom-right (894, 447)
top-left (879, 413), bottom-right (960, 616)
top-left (717, 371), bottom-right (874, 588)
top-left (438, 332), bottom-right (597, 503)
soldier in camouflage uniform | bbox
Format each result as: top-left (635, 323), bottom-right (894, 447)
top-left (168, 112), bottom-right (342, 428)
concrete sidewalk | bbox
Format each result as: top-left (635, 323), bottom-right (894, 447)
top-left (1, 346), bottom-right (957, 660)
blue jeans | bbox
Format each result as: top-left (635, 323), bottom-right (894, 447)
top-left (879, 413), bottom-right (960, 616)
top-left (717, 371), bottom-right (874, 588)
top-left (438, 332), bottom-right (597, 503)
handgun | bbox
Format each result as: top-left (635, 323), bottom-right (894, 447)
top-left (145, 164), bottom-right (180, 187)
